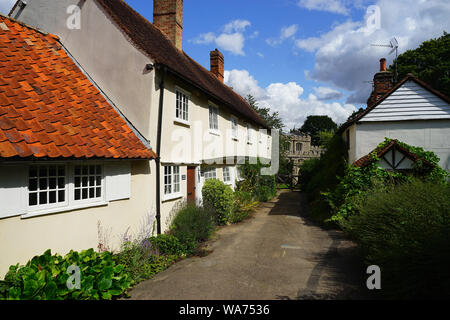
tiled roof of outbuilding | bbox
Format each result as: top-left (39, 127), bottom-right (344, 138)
top-left (0, 15), bottom-right (156, 160)
top-left (94, 0), bottom-right (268, 129)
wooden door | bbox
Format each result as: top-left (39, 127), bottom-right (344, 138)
top-left (187, 166), bottom-right (196, 202)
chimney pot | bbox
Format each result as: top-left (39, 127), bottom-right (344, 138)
top-left (153, 0), bottom-right (183, 51)
top-left (380, 58), bottom-right (387, 72)
top-left (210, 49), bottom-right (224, 83)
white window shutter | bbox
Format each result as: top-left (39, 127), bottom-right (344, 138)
top-left (0, 165), bottom-right (27, 219)
top-left (105, 162), bottom-right (131, 201)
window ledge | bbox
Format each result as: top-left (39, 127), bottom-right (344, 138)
top-left (21, 201), bottom-right (109, 219)
top-left (209, 129), bottom-right (221, 137)
top-left (232, 137), bottom-right (239, 141)
top-left (174, 118), bottom-right (191, 127)
top-left (162, 193), bottom-right (183, 202)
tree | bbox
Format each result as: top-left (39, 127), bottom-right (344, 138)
top-left (246, 95), bottom-right (284, 130)
top-left (245, 95), bottom-right (292, 175)
top-left (388, 32), bottom-right (450, 97)
top-left (296, 115), bottom-right (337, 146)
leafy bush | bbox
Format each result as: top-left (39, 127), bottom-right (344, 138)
top-left (342, 180), bottom-right (450, 299)
top-left (170, 203), bottom-right (216, 253)
top-left (298, 134), bottom-right (348, 223)
top-left (113, 240), bottom-right (178, 284)
top-left (202, 179), bottom-right (234, 225)
top-left (229, 190), bottom-right (259, 224)
top-left (325, 138), bottom-right (448, 224)
top-left (0, 249), bottom-right (131, 300)
top-left (149, 234), bottom-right (185, 256)
top-left (255, 175), bottom-right (277, 202)
top-left (237, 159), bottom-right (277, 202)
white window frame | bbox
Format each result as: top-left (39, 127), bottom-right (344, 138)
top-left (209, 104), bottom-right (220, 135)
top-left (163, 165), bottom-right (182, 201)
top-left (27, 164), bottom-right (69, 212)
top-left (223, 167), bottom-right (232, 184)
top-left (175, 88), bottom-right (190, 125)
top-left (231, 117), bottom-right (238, 140)
top-left (72, 164), bottom-right (105, 206)
top-left (202, 167), bottom-right (217, 180)
top-left (247, 123), bottom-right (253, 144)
top-left (23, 162), bottom-right (107, 218)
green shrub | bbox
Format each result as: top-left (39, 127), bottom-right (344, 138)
top-left (325, 139), bottom-right (448, 224)
top-left (255, 175), bottom-right (277, 201)
top-left (230, 190), bottom-right (259, 224)
top-left (298, 158), bottom-right (321, 191)
top-left (297, 134), bottom-right (348, 223)
top-left (237, 159), bottom-right (277, 202)
top-left (0, 249), bottom-right (131, 300)
top-left (113, 240), bottom-right (178, 284)
top-left (202, 179), bottom-right (234, 225)
top-left (149, 234), bottom-right (184, 256)
top-left (343, 180), bottom-right (450, 299)
top-left (170, 203), bottom-right (216, 253)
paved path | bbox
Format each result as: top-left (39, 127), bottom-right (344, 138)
top-left (129, 191), bottom-right (368, 300)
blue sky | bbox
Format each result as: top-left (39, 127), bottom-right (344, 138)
top-left (1, 0), bottom-right (449, 129)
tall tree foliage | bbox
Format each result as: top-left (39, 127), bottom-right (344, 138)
top-left (245, 95), bottom-right (292, 175)
top-left (295, 115), bottom-right (337, 146)
top-left (389, 32), bottom-right (450, 97)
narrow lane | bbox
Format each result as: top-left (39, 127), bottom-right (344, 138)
top-left (129, 190), bottom-right (368, 300)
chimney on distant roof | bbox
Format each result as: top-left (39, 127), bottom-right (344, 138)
top-left (210, 49), bottom-right (224, 83)
top-left (380, 58), bottom-right (387, 72)
top-left (367, 58), bottom-right (394, 107)
top-left (153, 0), bottom-right (183, 51)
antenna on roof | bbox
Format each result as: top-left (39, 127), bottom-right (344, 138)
top-left (371, 37), bottom-right (399, 82)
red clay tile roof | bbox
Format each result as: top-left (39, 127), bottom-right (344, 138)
top-left (0, 15), bottom-right (156, 160)
top-left (339, 74), bottom-right (450, 133)
top-left (94, 0), bottom-right (268, 129)
top-left (353, 139), bottom-right (433, 168)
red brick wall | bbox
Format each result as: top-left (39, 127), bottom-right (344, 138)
top-left (210, 49), bottom-right (224, 82)
top-left (153, 0), bottom-right (183, 50)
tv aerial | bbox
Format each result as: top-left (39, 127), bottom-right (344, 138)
top-left (371, 37), bottom-right (399, 82)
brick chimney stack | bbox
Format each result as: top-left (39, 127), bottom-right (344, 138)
top-left (210, 49), bottom-right (224, 83)
top-left (367, 58), bottom-right (394, 107)
top-left (153, 0), bottom-right (183, 51)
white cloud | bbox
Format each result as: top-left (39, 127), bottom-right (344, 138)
top-left (313, 86), bottom-right (345, 100)
top-left (215, 33), bottom-right (246, 56)
top-left (191, 19), bottom-right (252, 56)
top-left (297, 0), bottom-right (350, 15)
top-left (0, 0), bottom-right (15, 14)
top-left (223, 19), bottom-right (251, 33)
top-left (296, 0), bottom-right (450, 104)
top-left (257, 52), bottom-right (264, 58)
top-left (225, 69), bottom-right (356, 129)
top-left (192, 32), bottom-right (216, 45)
top-left (267, 24), bottom-right (299, 46)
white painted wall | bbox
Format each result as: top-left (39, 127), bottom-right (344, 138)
top-left (0, 160), bottom-right (157, 278)
top-left (353, 120), bottom-right (450, 171)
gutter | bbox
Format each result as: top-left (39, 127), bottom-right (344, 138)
top-left (155, 65), bottom-right (167, 235)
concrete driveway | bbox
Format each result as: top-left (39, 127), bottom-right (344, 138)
top-left (128, 191), bottom-right (369, 300)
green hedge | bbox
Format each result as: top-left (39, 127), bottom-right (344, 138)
top-left (342, 180), bottom-right (450, 299)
